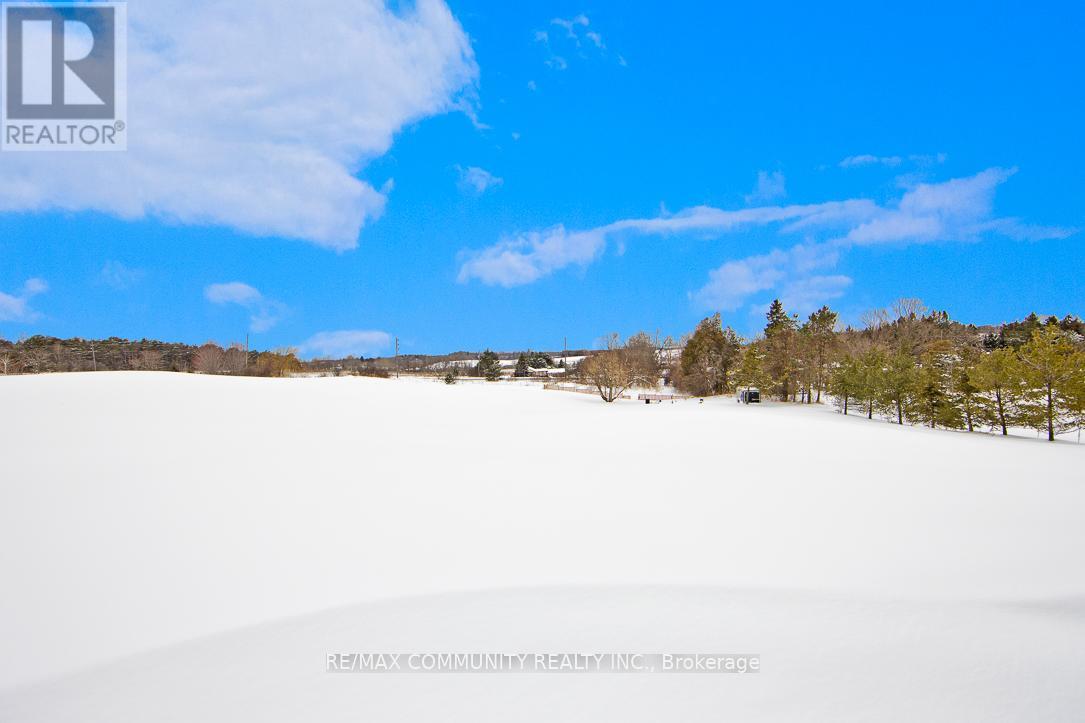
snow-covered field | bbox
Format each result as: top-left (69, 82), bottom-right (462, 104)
top-left (1, 372), bottom-right (1083, 721)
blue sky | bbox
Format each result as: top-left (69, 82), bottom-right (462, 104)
top-left (1, 0), bottom-right (1082, 357)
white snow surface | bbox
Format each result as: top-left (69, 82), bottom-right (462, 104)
top-left (1, 372), bottom-right (1083, 721)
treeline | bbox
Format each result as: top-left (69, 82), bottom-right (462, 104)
top-left (0, 335), bottom-right (303, 377)
top-left (667, 299), bottom-right (1085, 441)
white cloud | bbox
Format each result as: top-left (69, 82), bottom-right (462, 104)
top-left (692, 244), bottom-right (845, 312)
top-left (779, 274), bottom-right (853, 313)
top-left (910, 152), bottom-right (948, 167)
top-left (204, 282), bottom-right (286, 333)
top-left (0, 278), bottom-right (48, 323)
top-left (538, 14), bottom-right (614, 69)
top-left (839, 152), bottom-right (947, 169)
top-left (98, 261), bottom-right (145, 290)
top-left (551, 14), bottom-right (590, 40)
top-left (843, 167), bottom-right (1033, 245)
top-left (744, 170), bottom-right (787, 204)
top-left (692, 249), bottom-right (790, 311)
top-left (458, 201), bottom-right (873, 287)
top-left (0, 0), bottom-right (478, 250)
top-left (839, 154), bottom-right (902, 168)
top-left (298, 330), bottom-right (391, 359)
top-left (205, 282), bottom-right (262, 306)
top-left (461, 168), bottom-right (1073, 312)
top-left (692, 168), bottom-right (1072, 312)
top-left (456, 165), bottom-right (503, 194)
top-left (458, 225), bottom-right (607, 287)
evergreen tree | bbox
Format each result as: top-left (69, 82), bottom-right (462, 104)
top-left (522, 350), bottom-right (554, 368)
top-left (733, 339), bottom-right (771, 393)
top-left (913, 342), bottom-right (963, 429)
top-left (972, 347), bottom-right (1022, 435)
top-left (995, 312), bottom-right (1043, 349)
top-left (764, 299), bottom-right (799, 401)
top-left (828, 354), bottom-right (862, 415)
top-left (806, 306), bottom-right (839, 403)
top-left (795, 324), bottom-right (815, 403)
top-left (856, 347), bottom-right (886, 419)
top-left (514, 354), bottom-right (530, 377)
top-left (1058, 314), bottom-right (1085, 336)
top-left (879, 350), bottom-right (918, 425)
top-left (673, 314), bottom-right (740, 396)
top-left (476, 349), bottom-right (502, 381)
top-left (1067, 366), bottom-right (1085, 439)
top-left (1017, 326), bottom-right (1085, 441)
top-left (952, 345), bottom-right (982, 432)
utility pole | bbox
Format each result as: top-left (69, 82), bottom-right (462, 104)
top-left (395, 336), bottom-right (400, 378)
top-left (90, 341), bottom-right (97, 371)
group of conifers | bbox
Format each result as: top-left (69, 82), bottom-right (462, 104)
top-left (665, 300), bottom-right (1083, 441)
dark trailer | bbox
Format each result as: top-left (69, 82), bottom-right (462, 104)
top-left (737, 388), bottom-right (761, 404)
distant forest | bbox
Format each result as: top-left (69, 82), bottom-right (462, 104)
top-left (0, 336), bottom-right (593, 378)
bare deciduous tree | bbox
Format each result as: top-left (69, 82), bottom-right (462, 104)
top-left (192, 343), bottom-right (226, 374)
top-left (140, 349), bottom-right (163, 371)
top-left (860, 308), bottom-right (889, 332)
top-left (580, 333), bottom-right (662, 402)
top-left (19, 347), bottom-right (50, 373)
top-left (582, 349), bottom-right (633, 402)
top-left (224, 343), bottom-right (248, 374)
top-left (891, 297), bottom-right (927, 320)
top-left (624, 331), bottom-right (663, 387)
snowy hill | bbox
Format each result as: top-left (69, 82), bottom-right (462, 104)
top-left (1, 372), bottom-right (1083, 721)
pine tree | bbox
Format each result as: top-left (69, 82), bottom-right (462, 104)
top-left (952, 345), bottom-right (982, 432)
top-left (1066, 367), bottom-right (1085, 439)
top-left (673, 314), bottom-right (740, 396)
top-left (828, 354), bottom-right (862, 415)
top-left (514, 354), bottom-right (530, 377)
top-left (972, 347), bottom-right (1022, 435)
top-left (1016, 325), bottom-right (1085, 441)
top-left (477, 349), bottom-right (502, 381)
top-left (764, 299), bottom-right (798, 401)
top-left (879, 350), bottom-right (918, 425)
top-left (856, 347), bottom-right (886, 419)
top-left (520, 350), bottom-right (554, 368)
top-left (913, 342), bottom-right (963, 429)
top-left (733, 340), bottom-right (771, 393)
top-left (804, 306), bottom-right (839, 403)
top-left (795, 324), bottom-right (815, 404)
